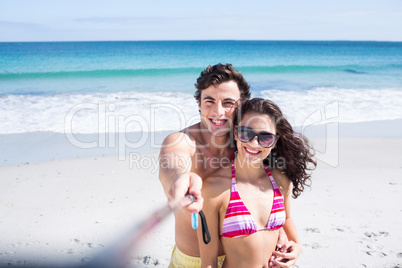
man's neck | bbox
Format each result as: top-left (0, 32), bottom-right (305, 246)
top-left (198, 123), bottom-right (232, 154)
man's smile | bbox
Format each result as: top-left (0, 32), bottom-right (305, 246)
top-left (210, 119), bottom-right (228, 126)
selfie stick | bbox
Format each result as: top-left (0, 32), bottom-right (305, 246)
top-left (86, 194), bottom-right (196, 268)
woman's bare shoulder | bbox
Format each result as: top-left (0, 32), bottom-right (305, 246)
top-left (270, 168), bottom-right (292, 195)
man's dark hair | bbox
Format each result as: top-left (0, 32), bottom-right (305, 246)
top-left (194, 63), bottom-right (251, 103)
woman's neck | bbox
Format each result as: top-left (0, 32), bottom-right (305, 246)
top-left (234, 153), bottom-right (266, 182)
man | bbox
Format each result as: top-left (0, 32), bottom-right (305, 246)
top-left (159, 64), bottom-right (294, 268)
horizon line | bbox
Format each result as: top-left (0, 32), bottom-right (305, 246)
top-left (1, 39), bottom-right (402, 43)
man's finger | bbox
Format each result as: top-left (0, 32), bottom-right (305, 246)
top-left (268, 254), bottom-right (277, 268)
top-left (187, 173), bottom-right (203, 213)
top-left (189, 172), bottom-right (203, 193)
top-left (272, 251), bottom-right (288, 259)
top-left (186, 196), bottom-right (203, 213)
top-left (273, 257), bottom-right (296, 268)
top-left (279, 240), bottom-right (295, 252)
top-left (277, 227), bottom-right (288, 247)
top-left (169, 173), bottom-right (202, 213)
top-left (269, 263), bottom-right (279, 268)
top-left (272, 249), bottom-right (296, 259)
top-left (272, 256), bottom-right (288, 268)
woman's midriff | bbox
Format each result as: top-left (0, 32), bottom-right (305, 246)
top-left (221, 229), bottom-right (278, 268)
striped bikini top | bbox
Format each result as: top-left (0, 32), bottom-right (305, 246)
top-left (221, 154), bottom-right (286, 238)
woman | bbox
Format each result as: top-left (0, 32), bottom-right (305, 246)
top-left (197, 98), bottom-right (316, 268)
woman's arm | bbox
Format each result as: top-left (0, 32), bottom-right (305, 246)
top-left (270, 170), bottom-right (301, 268)
top-left (282, 186), bottom-right (300, 245)
top-left (197, 178), bottom-right (223, 268)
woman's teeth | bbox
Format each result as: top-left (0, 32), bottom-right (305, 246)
top-left (245, 147), bottom-right (260, 154)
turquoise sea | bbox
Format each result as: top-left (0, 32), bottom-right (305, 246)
top-left (1, 41), bottom-right (401, 134)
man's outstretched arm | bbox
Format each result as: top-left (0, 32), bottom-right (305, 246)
top-left (159, 132), bottom-right (203, 213)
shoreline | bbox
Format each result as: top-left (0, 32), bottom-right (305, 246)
top-left (1, 119), bottom-right (401, 167)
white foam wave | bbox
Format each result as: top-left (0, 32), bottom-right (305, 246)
top-left (0, 87), bottom-right (401, 134)
top-left (259, 87), bottom-right (402, 127)
top-left (0, 92), bottom-right (199, 134)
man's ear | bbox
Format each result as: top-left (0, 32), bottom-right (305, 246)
top-left (198, 102), bottom-right (201, 113)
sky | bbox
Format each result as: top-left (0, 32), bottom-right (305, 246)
top-left (1, 0), bottom-right (402, 42)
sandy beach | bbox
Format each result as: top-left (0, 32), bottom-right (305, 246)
top-left (1, 120), bottom-right (401, 267)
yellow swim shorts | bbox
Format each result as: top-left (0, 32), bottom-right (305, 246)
top-left (168, 245), bottom-right (225, 268)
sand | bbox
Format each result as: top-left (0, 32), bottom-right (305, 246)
top-left (0, 121), bottom-right (401, 267)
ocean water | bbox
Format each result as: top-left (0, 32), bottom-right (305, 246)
top-left (1, 41), bottom-right (401, 134)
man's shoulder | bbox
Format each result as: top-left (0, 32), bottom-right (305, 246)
top-left (161, 123), bottom-right (202, 145)
top-left (180, 123), bottom-right (203, 139)
top-left (160, 131), bottom-right (197, 155)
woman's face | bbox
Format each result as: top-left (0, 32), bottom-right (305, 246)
top-left (235, 112), bottom-right (277, 164)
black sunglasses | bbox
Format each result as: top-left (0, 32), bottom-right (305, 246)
top-left (236, 126), bottom-right (277, 148)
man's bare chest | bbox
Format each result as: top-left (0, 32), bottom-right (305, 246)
top-left (191, 149), bottom-right (233, 179)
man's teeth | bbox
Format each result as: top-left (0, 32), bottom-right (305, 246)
top-left (212, 119), bottom-right (225, 124)
top-left (245, 147), bottom-right (259, 154)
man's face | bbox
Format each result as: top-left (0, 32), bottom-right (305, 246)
top-left (198, 81), bottom-right (241, 136)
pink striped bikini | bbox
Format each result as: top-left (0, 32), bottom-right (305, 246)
top-left (221, 153), bottom-right (286, 238)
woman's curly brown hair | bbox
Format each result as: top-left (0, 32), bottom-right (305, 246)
top-left (233, 98), bottom-right (317, 198)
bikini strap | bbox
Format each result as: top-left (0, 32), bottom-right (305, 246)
top-left (263, 166), bottom-right (279, 190)
top-left (231, 151), bottom-right (237, 184)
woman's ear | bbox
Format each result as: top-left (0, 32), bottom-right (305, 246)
top-left (234, 126), bottom-right (238, 141)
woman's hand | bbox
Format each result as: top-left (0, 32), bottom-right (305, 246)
top-left (269, 241), bottom-right (301, 268)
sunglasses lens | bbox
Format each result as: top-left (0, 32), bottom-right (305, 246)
top-left (237, 127), bottom-right (255, 142)
top-left (258, 133), bottom-right (276, 148)
top-left (238, 126), bottom-right (276, 148)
